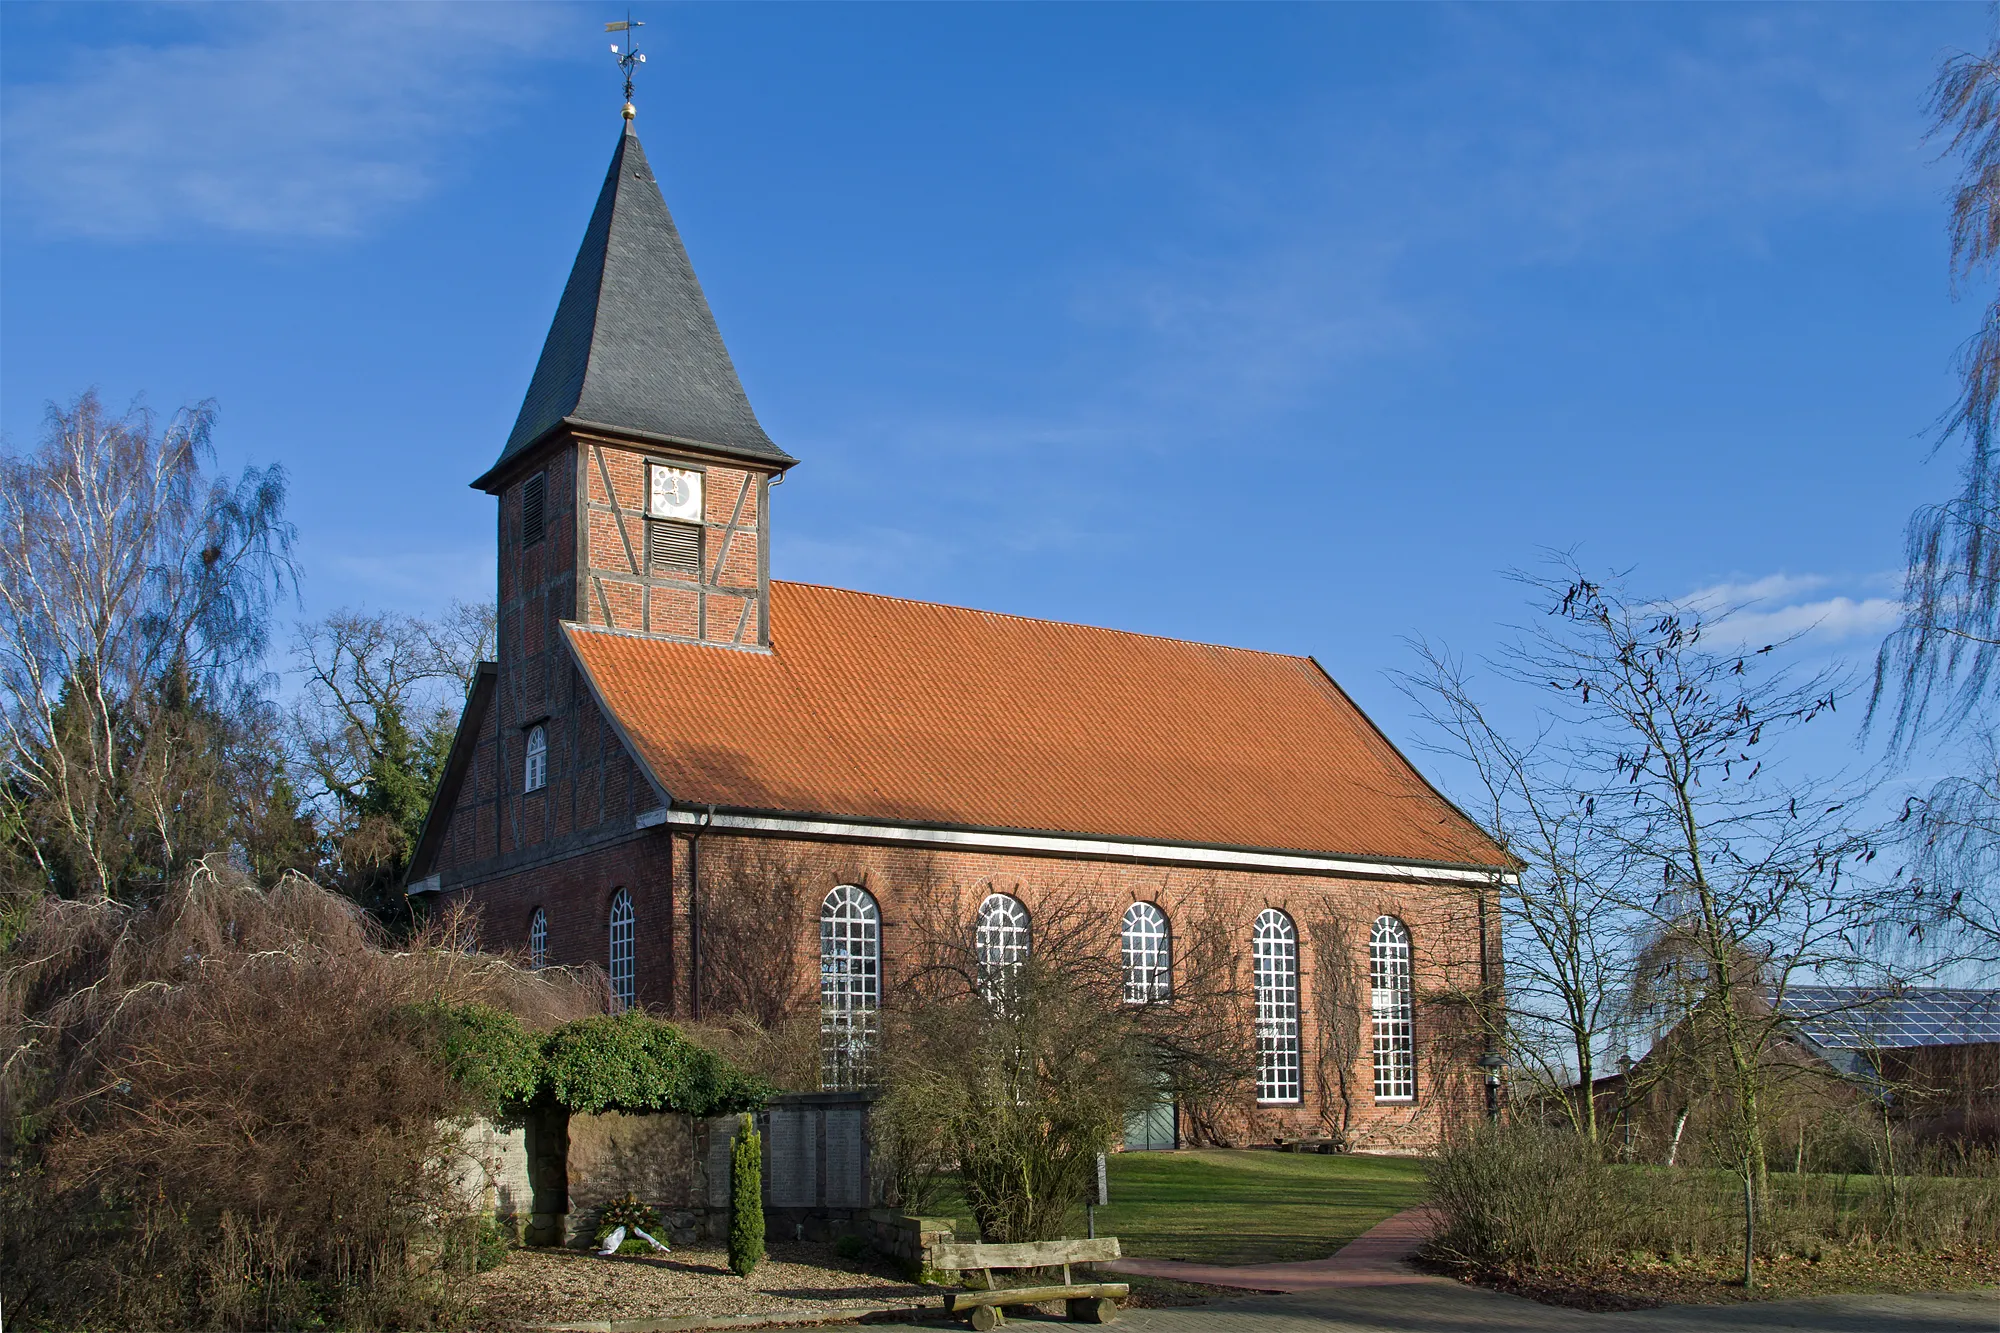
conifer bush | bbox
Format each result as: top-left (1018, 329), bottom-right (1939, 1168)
top-left (729, 1113), bottom-right (765, 1277)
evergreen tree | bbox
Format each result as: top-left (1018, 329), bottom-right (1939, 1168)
top-left (728, 1114), bottom-right (764, 1277)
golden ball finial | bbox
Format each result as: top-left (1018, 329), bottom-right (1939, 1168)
top-left (622, 101), bottom-right (636, 122)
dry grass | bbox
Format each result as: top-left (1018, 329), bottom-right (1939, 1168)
top-left (1423, 1120), bottom-right (2000, 1306)
top-left (0, 861), bottom-right (604, 1330)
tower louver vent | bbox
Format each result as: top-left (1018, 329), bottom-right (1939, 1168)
top-left (522, 472), bottom-right (547, 547)
top-left (647, 519), bottom-right (700, 577)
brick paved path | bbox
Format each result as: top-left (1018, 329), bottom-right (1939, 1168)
top-left (1104, 1206), bottom-right (1438, 1292)
top-left (859, 1206), bottom-right (1997, 1332)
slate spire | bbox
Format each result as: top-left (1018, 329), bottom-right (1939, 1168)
top-left (480, 124), bottom-right (794, 489)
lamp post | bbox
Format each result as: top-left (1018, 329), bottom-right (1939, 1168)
top-left (1476, 1051), bottom-right (1505, 1123)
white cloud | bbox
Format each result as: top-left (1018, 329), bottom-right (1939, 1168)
top-left (2, 4), bottom-right (566, 240)
top-left (1712, 595), bottom-right (1903, 648)
top-left (1681, 572), bottom-right (1902, 648)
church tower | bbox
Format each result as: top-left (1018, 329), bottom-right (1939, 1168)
top-left (473, 121), bottom-right (795, 657)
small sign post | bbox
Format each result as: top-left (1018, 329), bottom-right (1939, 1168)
top-left (1086, 1150), bottom-right (1108, 1237)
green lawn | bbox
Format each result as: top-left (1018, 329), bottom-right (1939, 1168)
top-left (924, 1150), bottom-right (1428, 1267)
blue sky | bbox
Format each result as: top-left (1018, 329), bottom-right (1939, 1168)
top-left (0, 2), bottom-right (1982, 793)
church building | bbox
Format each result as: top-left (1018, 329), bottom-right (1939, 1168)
top-left (407, 112), bottom-right (1513, 1151)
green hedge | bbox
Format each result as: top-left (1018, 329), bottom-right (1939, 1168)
top-left (419, 1001), bottom-right (544, 1108)
top-left (420, 1005), bottom-right (771, 1117)
top-left (540, 1013), bottom-right (771, 1116)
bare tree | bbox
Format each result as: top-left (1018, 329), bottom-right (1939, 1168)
top-left (290, 603), bottom-right (492, 915)
top-left (1411, 558), bottom-right (1890, 1217)
top-left (875, 882), bottom-right (1143, 1241)
top-left (1400, 640), bottom-right (1638, 1143)
top-left (0, 391), bottom-right (296, 902)
top-left (1528, 561), bottom-right (1882, 1208)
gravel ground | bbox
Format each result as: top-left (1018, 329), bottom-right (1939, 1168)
top-left (471, 1242), bottom-right (1222, 1329)
top-left (471, 1240), bottom-right (930, 1328)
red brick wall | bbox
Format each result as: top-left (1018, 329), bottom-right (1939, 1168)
top-left (427, 435), bottom-right (663, 880)
top-left (448, 825), bottom-right (1495, 1153)
top-left (442, 832), bottom-right (678, 1010)
top-left (578, 436), bottom-right (772, 647)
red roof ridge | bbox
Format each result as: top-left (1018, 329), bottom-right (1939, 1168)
top-left (768, 578), bottom-right (1316, 664)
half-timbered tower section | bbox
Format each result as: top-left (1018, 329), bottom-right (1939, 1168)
top-left (409, 118), bottom-right (1512, 1152)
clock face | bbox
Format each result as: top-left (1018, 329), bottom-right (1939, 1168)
top-left (649, 466), bottom-right (703, 520)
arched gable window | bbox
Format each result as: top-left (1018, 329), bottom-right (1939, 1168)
top-left (820, 885), bottom-right (880, 1090)
top-left (1371, 916), bottom-right (1415, 1102)
top-left (608, 889), bottom-right (635, 1010)
top-left (1121, 902), bottom-right (1172, 1003)
top-left (1253, 908), bottom-right (1301, 1103)
top-left (528, 907), bottom-right (548, 970)
top-left (974, 893), bottom-right (1031, 999)
top-left (524, 724), bottom-right (548, 793)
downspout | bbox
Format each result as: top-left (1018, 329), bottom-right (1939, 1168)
top-left (1478, 875), bottom-right (1504, 1122)
top-left (689, 804), bottom-right (715, 1019)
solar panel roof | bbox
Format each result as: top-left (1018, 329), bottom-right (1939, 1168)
top-left (1775, 986), bottom-right (2000, 1051)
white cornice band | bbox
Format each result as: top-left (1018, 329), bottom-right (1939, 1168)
top-left (635, 807), bottom-right (1514, 886)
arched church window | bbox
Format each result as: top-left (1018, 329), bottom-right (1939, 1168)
top-left (1253, 908), bottom-right (1301, 1103)
top-left (974, 893), bottom-right (1031, 1000)
top-left (819, 885), bottom-right (880, 1090)
top-left (1371, 916), bottom-right (1415, 1102)
top-left (1121, 902), bottom-right (1172, 1003)
top-left (528, 907), bottom-right (548, 970)
top-left (524, 724), bottom-right (548, 793)
top-left (608, 889), bottom-right (635, 1010)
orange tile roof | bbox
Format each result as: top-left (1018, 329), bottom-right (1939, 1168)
top-left (565, 582), bottom-right (1506, 868)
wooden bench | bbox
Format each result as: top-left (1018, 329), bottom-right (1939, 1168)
top-left (1273, 1134), bottom-right (1346, 1154)
top-left (931, 1238), bottom-right (1128, 1329)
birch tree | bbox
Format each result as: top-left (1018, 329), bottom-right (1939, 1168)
top-left (1871, 33), bottom-right (2000, 967)
top-left (0, 391), bottom-right (296, 902)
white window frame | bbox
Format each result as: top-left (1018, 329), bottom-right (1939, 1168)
top-left (1253, 908), bottom-right (1301, 1104)
top-left (1121, 901), bottom-right (1172, 1004)
top-left (974, 893), bottom-right (1031, 1000)
top-left (1371, 915), bottom-right (1415, 1102)
top-left (608, 889), bottom-right (635, 1010)
top-left (528, 907), bottom-right (548, 970)
top-left (819, 885), bottom-right (881, 1091)
top-left (524, 724), bottom-right (548, 793)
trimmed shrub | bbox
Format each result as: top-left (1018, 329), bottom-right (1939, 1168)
top-left (417, 1000), bottom-right (544, 1112)
top-left (729, 1114), bottom-right (765, 1277)
top-left (540, 1012), bottom-right (774, 1116)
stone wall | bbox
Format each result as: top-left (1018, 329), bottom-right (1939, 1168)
top-left (712, 1090), bottom-right (878, 1242)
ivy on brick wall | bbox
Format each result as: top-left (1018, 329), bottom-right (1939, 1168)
top-left (421, 1004), bottom-right (772, 1117)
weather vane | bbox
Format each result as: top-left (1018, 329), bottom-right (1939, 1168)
top-left (605, 14), bottom-right (646, 121)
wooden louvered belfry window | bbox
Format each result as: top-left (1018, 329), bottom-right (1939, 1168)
top-left (522, 471), bottom-right (547, 547)
top-left (647, 518), bottom-right (701, 578)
